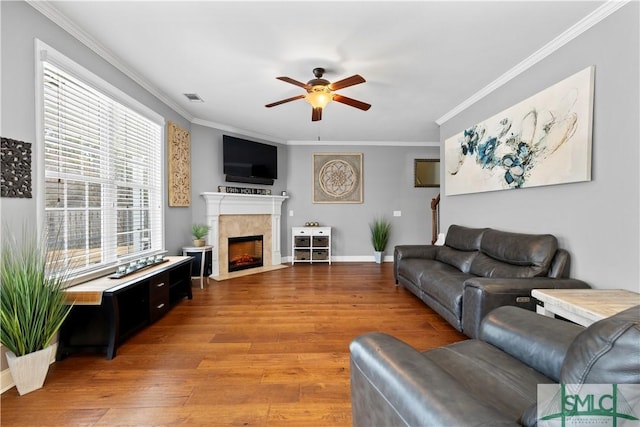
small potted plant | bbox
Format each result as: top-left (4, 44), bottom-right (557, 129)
top-left (192, 224), bottom-right (210, 247)
top-left (0, 226), bottom-right (73, 395)
top-left (369, 216), bottom-right (391, 264)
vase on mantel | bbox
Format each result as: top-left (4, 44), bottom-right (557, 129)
top-left (5, 345), bottom-right (53, 395)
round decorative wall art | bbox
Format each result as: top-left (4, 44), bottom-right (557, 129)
top-left (313, 153), bottom-right (363, 203)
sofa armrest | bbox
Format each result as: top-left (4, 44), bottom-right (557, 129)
top-left (479, 306), bottom-right (585, 381)
top-left (461, 277), bottom-right (590, 339)
top-left (393, 245), bottom-right (438, 283)
top-left (350, 332), bottom-right (518, 427)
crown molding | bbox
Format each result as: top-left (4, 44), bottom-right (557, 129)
top-left (29, 0), bottom-right (623, 140)
top-left (190, 119), bottom-right (437, 147)
top-left (436, 0), bottom-right (630, 126)
top-left (26, 0), bottom-right (194, 123)
top-left (191, 118), bottom-right (287, 144)
top-left (286, 140), bottom-right (440, 147)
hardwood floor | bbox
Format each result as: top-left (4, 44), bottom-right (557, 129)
top-left (1, 262), bottom-right (466, 426)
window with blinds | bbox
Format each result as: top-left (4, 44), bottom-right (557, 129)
top-left (42, 61), bottom-right (163, 278)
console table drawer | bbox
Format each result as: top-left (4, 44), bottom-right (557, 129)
top-left (149, 272), bottom-right (170, 322)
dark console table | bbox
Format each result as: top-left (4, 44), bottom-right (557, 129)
top-left (57, 256), bottom-right (193, 360)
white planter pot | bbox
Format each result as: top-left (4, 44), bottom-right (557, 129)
top-left (5, 345), bottom-right (53, 395)
top-left (374, 251), bottom-right (383, 264)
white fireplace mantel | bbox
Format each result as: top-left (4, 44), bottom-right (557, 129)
top-left (201, 192), bottom-right (288, 277)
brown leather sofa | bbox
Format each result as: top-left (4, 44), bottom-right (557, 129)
top-left (350, 305), bottom-right (640, 427)
top-left (394, 224), bottom-right (590, 338)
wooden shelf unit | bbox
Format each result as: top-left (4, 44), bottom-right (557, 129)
top-left (292, 226), bottom-right (331, 264)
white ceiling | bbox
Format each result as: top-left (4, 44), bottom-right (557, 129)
top-left (35, 1), bottom-right (605, 144)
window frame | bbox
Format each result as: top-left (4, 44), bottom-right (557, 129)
top-left (35, 39), bottom-right (166, 284)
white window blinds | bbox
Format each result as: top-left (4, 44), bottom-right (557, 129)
top-left (42, 61), bottom-right (163, 278)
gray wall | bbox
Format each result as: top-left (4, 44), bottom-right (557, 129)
top-left (0, 1), bottom-right (192, 256)
top-left (439, 3), bottom-right (639, 292)
top-left (188, 130), bottom-right (440, 261)
top-left (283, 144), bottom-right (440, 259)
top-left (0, 1), bottom-right (191, 371)
top-left (189, 124), bottom-right (289, 228)
top-left (4, 0), bottom-right (636, 380)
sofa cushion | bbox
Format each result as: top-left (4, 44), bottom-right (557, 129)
top-left (435, 245), bottom-right (478, 273)
top-left (470, 253), bottom-right (547, 278)
top-left (444, 224), bottom-right (487, 251)
top-left (419, 266), bottom-right (474, 318)
top-left (424, 340), bottom-right (555, 422)
top-left (561, 305), bottom-right (640, 385)
top-left (396, 258), bottom-right (431, 284)
top-left (470, 229), bottom-right (558, 278)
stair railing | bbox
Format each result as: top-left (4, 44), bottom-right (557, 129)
top-left (431, 193), bottom-right (440, 244)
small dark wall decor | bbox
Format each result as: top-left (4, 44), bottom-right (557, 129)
top-left (414, 159), bottom-right (440, 187)
top-left (1, 137), bottom-right (32, 198)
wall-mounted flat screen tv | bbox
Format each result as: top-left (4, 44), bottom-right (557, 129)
top-left (223, 135), bottom-right (277, 185)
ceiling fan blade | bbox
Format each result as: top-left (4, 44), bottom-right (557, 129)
top-left (329, 74), bottom-right (366, 91)
top-left (332, 94), bottom-right (371, 111)
top-left (276, 76), bottom-right (311, 90)
top-left (312, 107), bottom-right (323, 121)
top-left (265, 94), bottom-right (305, 108)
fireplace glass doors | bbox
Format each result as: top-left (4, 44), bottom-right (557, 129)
top-left (228, 235), bottom-right (263, 272)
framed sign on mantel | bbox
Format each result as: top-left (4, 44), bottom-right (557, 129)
top-left (313, 153), bottom-right (363, 203)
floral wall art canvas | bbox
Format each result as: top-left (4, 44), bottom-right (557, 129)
top-left (444, 66), bottom-right (594, 196)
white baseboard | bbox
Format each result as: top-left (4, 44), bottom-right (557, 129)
top-left (283, 255), bottom-right (393, 263)
top-left (1, 368), bottom-right (14, 394)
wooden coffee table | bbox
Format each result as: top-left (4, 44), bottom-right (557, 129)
top-left (532, 288), bottom-right (640, 327)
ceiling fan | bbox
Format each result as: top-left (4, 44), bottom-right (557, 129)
top-left (265, 67), bottom-right (371, 121)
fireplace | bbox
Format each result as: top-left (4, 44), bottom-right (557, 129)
top-left (201, 192), bottom-right (287, 278)
top-left (228, 235), bottom-right (264, 272)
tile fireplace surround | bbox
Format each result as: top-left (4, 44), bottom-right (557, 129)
top-left (201, 192), bottom-right (288, 278)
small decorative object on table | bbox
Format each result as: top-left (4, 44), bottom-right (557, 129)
top-left (192, 223), bottom-right (210, 247)
top-left (109, 255), bottom-right (167, 279)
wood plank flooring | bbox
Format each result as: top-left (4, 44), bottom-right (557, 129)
top-left (1, 262), bottom-right (466, 426)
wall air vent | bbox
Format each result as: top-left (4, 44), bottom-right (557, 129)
top-left (183, 93), bottom-right (204, 102)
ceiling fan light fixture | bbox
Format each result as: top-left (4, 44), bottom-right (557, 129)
top-left (305, 86), bottom-right (332, 109)
top-left (267, 68), bottom-right (369, 121)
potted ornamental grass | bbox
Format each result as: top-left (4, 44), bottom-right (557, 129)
top-left (369, 216), bottom-right (391, 264)
top-left (0, 226), bottom-right (73, 395)
top-left (191, 224), bottom-right (210, 247)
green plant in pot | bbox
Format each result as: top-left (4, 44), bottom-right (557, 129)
top-left (369, 216), bottom-right (391, 264)
top-left (192, 224), bottom-right (210, 247)
top-left (0, 226), bottom-right (73, 395)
